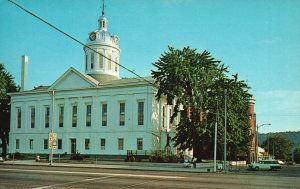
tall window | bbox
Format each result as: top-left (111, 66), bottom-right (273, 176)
top-left (99, 53), bottom-right (104, 69)
top-left (17, 107), bottom-right (21, 128)
top-left (169, 108), bottom-right (172, 128)
top-left (137, 138), bottom-right (143, 150)
top-left (30, 107), bottom-right (35, 128)
top-left (44, 139), bottom-right (48, 149)
top-left (45, 106), bottom-right (50, 128)
top-left (16, 139), bottom-right (20, 150)
top-left (102, 103), bottom-right (107, 126)
top-left (29, 139), bottom-right (33, 150)
top-left (100, 138), bottom-right (106, 150)
top-left (85, 54), bottom-right (88, 70)
top-left (71, 138), bottom-right (76, 154)
top-left (114, 57), bottom-right (118, 72)
top-left (72, 105), bottom-right (77, 127)
top-left (91, 53), bottom-right (94, 69)
top-left (102, 20), bottom-right (106, 28)
top-left (86, 105), bottom-right (91, 127)
top-left (59, 106), bottom-right (64, 127)
top-left (138, 101), bottom-right (144, 125)
top-left (162, 106), bottom-right (166, 127)
top-left (85, 139), bottom-right (90, 150)
top-left (119, 102), bottom-right (125, 126)
top-left (58, 139), bottom-right (62, 150)
top-left (108, 54), bottom-right (112, 70)
top-left (118, 138), bottom-right (124, 150)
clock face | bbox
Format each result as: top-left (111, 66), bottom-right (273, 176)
top-left (89, 32), bottom-right (96, 41)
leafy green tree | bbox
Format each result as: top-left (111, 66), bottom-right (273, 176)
top-left (152, 46), bottom-right (252, 160)
top-left (294, 148), bottom-right (300, 163)
top-left (262, 134), bottom-right (293, 160)
top-left (0, 64), bottom-right (19, 157)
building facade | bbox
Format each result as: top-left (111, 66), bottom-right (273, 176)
top-left (9, 9), bottom-right (176, 157)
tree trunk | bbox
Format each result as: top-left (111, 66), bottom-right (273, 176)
top-left (0, 136), bottom-right (7, 157)
top-left (193, 142), bottom-right (203, 162)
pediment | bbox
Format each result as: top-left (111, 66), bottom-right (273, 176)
top-left (48, 67), bottom-right (99, 91)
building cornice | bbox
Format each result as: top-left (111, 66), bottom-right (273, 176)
top-left (9, 76), bottom-right (155, 97)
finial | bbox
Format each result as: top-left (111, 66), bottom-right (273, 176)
top-left (101, 0), bottom-right (105, 16)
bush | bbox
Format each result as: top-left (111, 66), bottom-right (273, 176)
top-left (13, 152), bottom-right (23, 159)
top-left (149, 151), bottom-right (180, 163)
top-left (70, 152), bottom-right (84, 160)
top-left (125, 154), bottom-right (137, 162)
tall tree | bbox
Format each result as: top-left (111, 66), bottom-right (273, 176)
top-left (294, 148), bottom-right (300, 163)
top-left (262, 134), bottom-right (293, 160)
top-left (0, 64), bottom-right (19, 157)
top-left (152, 46), bottom-right (252, 160)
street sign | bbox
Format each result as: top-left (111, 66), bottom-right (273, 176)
top-left (49, 132), bottom-right (57, 149)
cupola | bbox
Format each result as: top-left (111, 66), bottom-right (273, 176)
top-left (84, 0), bottom-right (120, 82)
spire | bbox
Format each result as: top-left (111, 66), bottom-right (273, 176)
top-left (101, 0), bottom-right (105, 16)
top-left (98, 0), bottom-right (107, 30)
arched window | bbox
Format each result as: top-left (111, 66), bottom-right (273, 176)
top-left (115, 57), bottom-right (118, 72)
top-left (108, 53), bottom-right (112, 70)
top-left (85, 54), bottom-right (88, 70)
top-left (102, 20), bottom-right (106, 28)
top-left (91, 53), bottom-right (94, 69)
top-left (99, 52), bottom-right (104, 69)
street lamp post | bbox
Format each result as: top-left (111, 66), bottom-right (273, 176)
top-left (256, 123), bottom-right (271, 162)
top-left (206, 100), bottom-right (219, 173)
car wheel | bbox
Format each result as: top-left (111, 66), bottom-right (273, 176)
top-left (270, 166), bottom-right (277, 171)
top-left (255, 167), bottom-right (259, 171)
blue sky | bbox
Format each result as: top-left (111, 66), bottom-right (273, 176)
top-left (1, 0), bottom-right (299, 133)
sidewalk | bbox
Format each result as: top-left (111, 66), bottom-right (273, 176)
top-left (2, 159), bottom-right (218, 173)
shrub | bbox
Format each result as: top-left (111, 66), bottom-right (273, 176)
top-left (125, 155), bottom-right (136, 162)
top-left (149, 151), bottom-right (180, 163)
top-left (14, 152), bottom-right (23, 159)
top-left (70, 152), bottom-right (84, 160)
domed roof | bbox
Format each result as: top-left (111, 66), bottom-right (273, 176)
top-left (86, 15), bottom-right (119, 50)
top-left (83, 1), bottom-right (121, 83)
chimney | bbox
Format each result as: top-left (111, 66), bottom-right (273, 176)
top-left (248, 96), bottom-right (255, 114)
top-left (21, 55), bottom-right (28, 91)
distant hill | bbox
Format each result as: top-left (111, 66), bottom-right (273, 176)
top-left (258, 131), bottom-right (300, 149)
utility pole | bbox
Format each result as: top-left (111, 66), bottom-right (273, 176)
top-left (50, 90), bottom-right (55, 165)
top-left (224, 89), bottom-right (227, 171)
top-left (213, 101), bottom-right (218, 172)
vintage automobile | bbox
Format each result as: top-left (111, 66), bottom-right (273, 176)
top-left (249, 160), bottom-right (281, 171)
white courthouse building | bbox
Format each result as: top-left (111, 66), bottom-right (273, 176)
top-left (9, 10), bottom-right (176, 157)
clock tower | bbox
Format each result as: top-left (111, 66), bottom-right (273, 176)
top-left (84, 1), bottom-right (120, 82)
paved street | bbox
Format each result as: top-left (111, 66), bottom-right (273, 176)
top-left (0, 164), bottom-right (299, 189)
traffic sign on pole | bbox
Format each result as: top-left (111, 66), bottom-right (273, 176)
top-left (49, 132), bottom-right (57, 149)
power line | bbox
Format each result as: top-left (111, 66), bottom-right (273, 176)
top-left (7, 0), bottom-right (156, 87)
top-left (258, 114), bottom-right (300, 117)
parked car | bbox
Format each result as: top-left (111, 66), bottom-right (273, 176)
top-left (0, 157), bottom-right (4, 162)
top-left (277, 160), bottom-right (285, 165)
top-left (249, 160), bottom-right (281, 171)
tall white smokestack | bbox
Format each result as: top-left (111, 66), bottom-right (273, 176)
top-left (21, 55), bottom-right (28, 91)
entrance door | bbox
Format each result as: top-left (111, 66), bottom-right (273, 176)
top-left (70, 138), bottom-right (76, 154)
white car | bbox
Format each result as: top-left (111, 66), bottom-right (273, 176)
top-left (249, 160), bottom-right (281, 171)
top-left (277, 160), bottom-right (285, 165)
